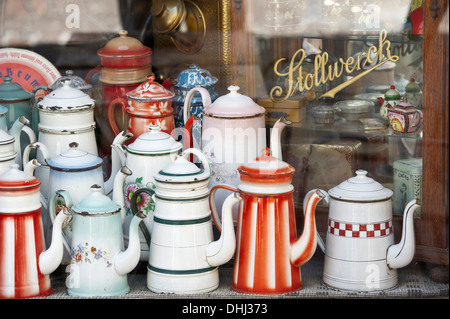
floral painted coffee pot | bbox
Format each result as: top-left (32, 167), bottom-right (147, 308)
top-left (111, 124), bottom-right (182, 260)
top-left (377, 85), bottom-right (402, 123)
top-left (388, 98), bottom-right (423, 134)
top-left (310, 170), bottom-right (421, 291)
top-left (173, 64), bottom-right (218, 143)
top-left (0, 161), bottom-right (53, 299)
top-left (39, 169), bottom-right (146, 297)
top-left (210, 148), bottom-right (326, 294)
top-left (129, 148), bottom-right (236, 294)
top-left (108, 75), bottom-right (175, 143)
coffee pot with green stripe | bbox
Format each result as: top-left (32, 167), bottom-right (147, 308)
top-left (130, 147), bottom-right (238, 294)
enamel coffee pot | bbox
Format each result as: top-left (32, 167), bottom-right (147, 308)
top-left (0, 162), bottom-right (52, 299)
top-left (183, 86), bottom-right (290, 221)
top-left (311, 169), bottom-right (421, 291)
top-left (110, 124), bottom-right (182, 260)
top-left (210, 148), bottom-right (326, 294)
top-left (129, 148), bottom-right (237, 294)
top-left (39, 169), bottom-right (146, 297)
top-left (33, 79), bottom-right (97, 201)
top-left (88, 30), bottom-right (152, 156)
top-left (23, 141), bottom-right (113, 261)
top-left (108, 75), bottom-right (176, 143)
top-left (0, 76), bottom-right (33, 131)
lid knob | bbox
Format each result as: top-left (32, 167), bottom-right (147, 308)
top-left (355, 169), bottom-right (368, 178)
top-left (69, 142), bottom-right (79, 148)
top-left (3, 76), bottom-right (12, 83)
top-left (90, 184), bottom-right (103, 192)
top-left (119, 30), bottom-right (128, 38)
top-left (228, 85), bottom-right (240, 94)
top-left (390, 85), bottom-right (395, 89)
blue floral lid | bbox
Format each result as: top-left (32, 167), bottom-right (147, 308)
top-left (173, 65), bottom-right (218, 104)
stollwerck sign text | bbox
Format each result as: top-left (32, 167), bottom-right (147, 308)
top-left (270, 29), bottom-right (400, 102)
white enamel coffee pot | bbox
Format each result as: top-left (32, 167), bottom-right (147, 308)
top-left (34, 79), bottom-right (97, 201)
top-left (309, 169), bottom-right (421, 291)
top-left (183, 85), bottom-right (290, 222)
top-left (129, 148), bottom-right (237, 294)
top-left (110, 124), bottom-right (182, 260)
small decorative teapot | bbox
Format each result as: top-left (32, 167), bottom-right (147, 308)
top-left (377, 85), bottom-right (402, 123)
top-left (210, 148), bottom-right (326, 294)
top-left (388, 98), bottom-right (423, 134)
top-left (129, 148), bottom-right (236, 294)
top-left (39, 178), bottom-right (147, 297)
top-left (108, 75), bottom-right (176, 143)
top-left (310, 170), bottom-right (421, 291)
top-left (110, 124), bottom-right (182, 260)
top-left (404, 78), bottom-right (422, 110)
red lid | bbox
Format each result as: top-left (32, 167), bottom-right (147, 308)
top-left (237, 148), bottom-right (294, 184)
top-left (97, 30), bottom-right (152, 58)
top-left (126, 75), bottom-right (175, 101)
top-left (0, 164), bottom-right (40, 190)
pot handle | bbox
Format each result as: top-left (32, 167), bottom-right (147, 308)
top-left (49, 190), bottom-right (74, 254)
top-left (129, 187), bottom-right (155, 248)
top-left (182, 147), bottom-right (211, 174)
top-left (22, 142), bottom-right (51, 169)
top-left (183, 87), bottom-right (212, 124)
top-left (303, 189), bottom-right (329, 253)
top-left (209, 184), bottom-right (238, 233)
top-left (108, 97), bottom-right (128, 136)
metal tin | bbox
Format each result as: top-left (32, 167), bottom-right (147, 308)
top-left (393, 158), bottom-right (422, 216)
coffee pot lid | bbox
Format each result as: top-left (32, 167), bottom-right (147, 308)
top-left (47, 142), bottom-right (103, 171)
top-left (174, 64), bottom-right (218, 89)
top-left (0, 163), bottom-right (40, 190)
top-left (97, 30), bottom-right (152, 58)
top-left (238, 148), bottom-right (294, 180)
top-left (126, 124), bottom-right (182, 155)
top-left (205, 85), bottom-right (265, 117)
top-left (0, 76), bottom-right (33, 101)
top-left (46, 70), bottom-right (92, 91)
top-left (154, 151), bottom-right (210, 183)
top-left (328, 169), bottom-right (393, 201)
top-left (0, 129), bottom-right (14, 144)
top-left (126, 75), bottom-right (174, 101)
top-left (37, 79), bottom-right (95, 110)
top-left (72, 185), bottom-right (120, 215)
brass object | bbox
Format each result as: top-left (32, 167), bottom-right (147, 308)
top-left (152, 0), bottom-right (206, 54)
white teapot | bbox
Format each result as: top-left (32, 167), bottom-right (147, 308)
top-left (309, 170), bottom-right (421, 291)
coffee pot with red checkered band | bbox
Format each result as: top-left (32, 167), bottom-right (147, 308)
top-left (309, 169), bottom-right (421, 291)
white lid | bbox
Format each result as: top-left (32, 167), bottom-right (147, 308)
top-left (154, 153), bottom-right (209, 183)
top-left (38, 79), bottom-right (95, 110)
top-left (126, 125), bottom-right (182, 155)
top-left (47, 142), bottom-right (102, 171)
top-left (205, 85), bottom-right (265, 117)
top-left (328, 169), bottom-right (393, 201)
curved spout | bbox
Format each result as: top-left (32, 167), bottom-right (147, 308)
top-left (22, 142), bottom-right (51, 169)
top-left (104, 131), bottom-right (133, 196)
top-left (206, 192), bottom-right (239, 267)
top-left (290, 190), bottom-right (326, 267)
top-left (24, 159), bottom-right (41, 176)
top-left (39, 206), bottom-right (72, 275)
top-left (114, 210), bottom-right (147, 276)
top-left (270, 117), bottom-right (291, 160)
top-left (386, 199), bottom-right (421, 269)
top-left (112, 166), bottom-right (132, 224)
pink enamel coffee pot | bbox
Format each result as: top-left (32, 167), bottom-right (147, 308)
top-left (108, 75), bottom-right (176, 144)
top-left (210, 148), bottom-right (326, 294)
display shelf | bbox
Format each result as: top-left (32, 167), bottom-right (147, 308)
top-left (35, 253), bottom-right (448, 300)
